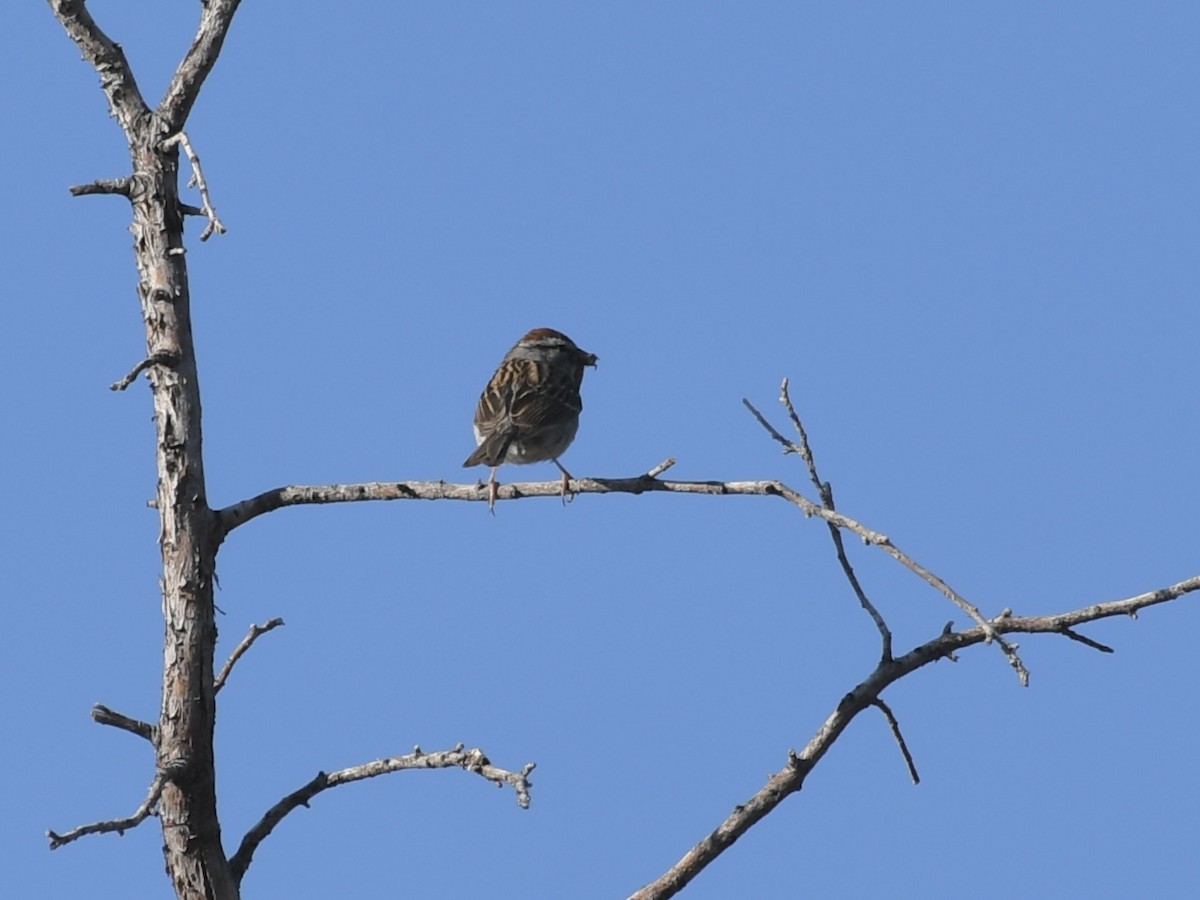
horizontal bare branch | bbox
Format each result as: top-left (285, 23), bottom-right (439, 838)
top-left (214, 463), bottom-right (1017, 676)
top-left (214, 468), bottom-right (807, 533)
top-left (228, 744), bottom-right (534, 884)
top-left (628, 572), bottom-right (1200, 899)
top-left (69, 178), bottom-right (132, 198)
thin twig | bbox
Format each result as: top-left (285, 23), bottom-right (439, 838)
top-left (110, 351), bottom-right (178, 391)
top-left (871, 699), bottom-right (919, 785)
top-left (214, 618), bottom-right (285, 694)
top-left (748, 381), bottom-right (896, 661)
top-left (91, 704), bottom-right (156, 745)
top-left (778, 379), bottom-right (823, 494)
top-left (160, 131), bottom-right (226, 240)
top-left (825, 510), bottom-right (893, 660)
top-left (47, 769), bottom-right (167, 850)
top-left (740, 399), bottom-right (795, 453)
top-left (646, 457), bottom-right (677, 479)
top-left (228, 744), bottom-right (534, 884)
top-left (1057, 627), bottom-right (1115, 653)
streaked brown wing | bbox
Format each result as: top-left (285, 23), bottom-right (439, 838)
top-left (471, 378), bottom-right (511, 441)
top-left (465, 375), bottom-right (517, 467)
top-left (508, 361), bottom-right (582, 429)
top-left (465, 356), bottom-right (585, 467)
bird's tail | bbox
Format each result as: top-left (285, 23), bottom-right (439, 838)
top-left (462, 431), bottom-right (515, 468)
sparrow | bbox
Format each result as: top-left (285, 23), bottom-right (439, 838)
top-left (463, 327), bottom-right (598, 511)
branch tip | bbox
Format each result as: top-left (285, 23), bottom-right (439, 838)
top-left (214, 617), bottom-right (285, 693)
top-left (871, 699), bottom-right (920, 785)
top-left (110, 351), bottom-right (178, 391)
top-left (69, 177), bottom-right (132, 198)
top-left (1058, 627), bottom-right (1115, 654)
top-left (645, 457), bottom-right (677, 479)
top-left (91, 703), bottom-right (156, 744)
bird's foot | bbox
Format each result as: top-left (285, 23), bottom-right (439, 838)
top-left (487, 468), bottom-right (499, 515)
top-left (553, 460), bottom-right (576, 506)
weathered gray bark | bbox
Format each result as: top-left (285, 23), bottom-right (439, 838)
top-left (48, 2), bottom-right (242, 896)
top-left (133, 140), bottom-right (233, 899)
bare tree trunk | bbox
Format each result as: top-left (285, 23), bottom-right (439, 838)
top-left (131, 139), bottom-right (234, 899)
top-left (47, 2), bottom-right (241, 895)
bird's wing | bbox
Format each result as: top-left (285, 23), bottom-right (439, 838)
top-left (507, 360), bottom-right (582, 428)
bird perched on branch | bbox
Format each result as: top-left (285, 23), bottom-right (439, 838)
top-left (463, 327), bottom-right (598, 512)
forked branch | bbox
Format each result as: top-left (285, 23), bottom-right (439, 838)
top-left (744, 384), bottom-right (894, 661)
top-left (628, 573), bottom-right (1200, 899)
top-left (746, 385), bottom-right (1027, 681)
top-left (228, 745), bottom-right (536, 884)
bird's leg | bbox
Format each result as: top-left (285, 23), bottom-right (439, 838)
top-left (487, 466), bottom-right (499, 514)
top-left (552, 459), bottom-right (575, 505)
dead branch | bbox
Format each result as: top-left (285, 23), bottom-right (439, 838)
top-left (628, 572), bottom-right (1200, 899)
top-left (228, 745), bottom-right (535, 884)
top-left (871, 699), bottom-right (919, 785)
top-left (110, 351), bottom-right (179, 391)
top-left (1057, 627), bottom-right (1115, 653)
top-left (48, 1), bottom-right (150, 128)
top-left (159, 0), bottom-right (244, 131)
top-left (91, 704), bottom-right (157, 745)
top-left (745, 384), bottom-right (894, 661)
top-left (211, 470), bottom-right (808, 538)
top-left (69, 177), bottom-right (132, 197)
top-left (160, 132), bottom-right (226, 240)
top-left (213, 461), bottom-right (1023, 680)
top-left (645, 457), bottom-right (677, 478)
top-left (48, 767), bottom-right (170, 850)
top-left (214, 618), bottom-right (285, 694)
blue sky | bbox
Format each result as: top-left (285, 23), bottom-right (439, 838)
top-left (4, 3), bottom-right (1198, 898)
